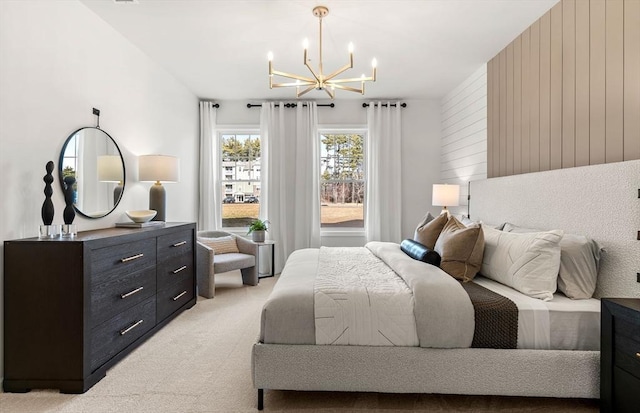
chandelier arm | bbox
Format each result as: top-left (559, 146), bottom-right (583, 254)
top-left (324, 62), bottom-right (354, 82)
top-left (324, 87), bottom-right (335, 99)
top-left (303, 60), bottom-right (322, 84)
top-left (270, 69), bottom-right (316, 83)
top-left (297, 85), bottom-right (317, 97)
top-left (330, 83), bottom-right (364, 94)
top-left (271, 81), bottom-right (316, 88)
top-left (327, 76), bottom-right (374, 84)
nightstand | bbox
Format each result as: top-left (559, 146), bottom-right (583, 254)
top-left (601, 298), bottom-right (640, 413)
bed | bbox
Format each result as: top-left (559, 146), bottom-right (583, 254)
top-left (251, 159), bottom-right (640, 410)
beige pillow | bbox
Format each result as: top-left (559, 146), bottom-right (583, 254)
top-left (414, 212), bottom-right (448, 250)
top-left (198, 236), bottom-right (239, 254)
top-left (482, 225), bottom-right (563, 301)
top-left (434, 216), bottom-right (485, 282)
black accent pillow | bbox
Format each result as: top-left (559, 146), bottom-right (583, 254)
top-left (400, 239), bottom-right (441, 267)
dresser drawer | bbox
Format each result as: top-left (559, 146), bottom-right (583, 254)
top-left (90, 296), bottom-right (156, 371)
top-left (157, 230), bottom-right (193, 265)
top-left (91, 239), bottom-right (156, 285)
top-left (614, 332), bottom-right (640, 379)
top-left (157, 277), bottom-right (194, 321)
top-left (157, 255), bottom-right (194, 290)
top-left (91, 267), bottom-right (156, 328)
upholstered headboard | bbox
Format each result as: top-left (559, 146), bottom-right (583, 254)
top-left (470, 159), bottom-right (640, 299)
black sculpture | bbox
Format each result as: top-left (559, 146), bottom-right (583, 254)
top-left (41, 161), bottom-right (55, 225)
top-left (63, 175), bottom-right (76, 225)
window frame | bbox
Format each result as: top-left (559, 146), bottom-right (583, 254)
top-left (318, 127), bottom-right (367, 235)
top-left (217, 127), bottom-right (262, 230)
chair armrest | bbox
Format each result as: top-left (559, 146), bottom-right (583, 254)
top-left (235, 235), bottom-right (258, 256)
top-left (197, 241), bottom-right (215, 270)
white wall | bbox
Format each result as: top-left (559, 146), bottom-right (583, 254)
top-left (0, 0), bottom-right (199, 378)
top-left (215, 99), bottom-right (443, 246)
top-left (439, 64), bottom-right (488, 218)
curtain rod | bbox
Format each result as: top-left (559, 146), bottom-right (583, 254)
top-left (202, 102), bottom-right (219, 108)
top-left (247, 103), bottom-right (335, 108)
top-left (362, 103), bottom-right (407, 108)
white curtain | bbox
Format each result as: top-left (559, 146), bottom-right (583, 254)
top-left (365, 102), bottom-right (402, 243)
top-left (198, 101), bottom-right (219, 230)
top-left (260, 102), bottom-right (320, 273)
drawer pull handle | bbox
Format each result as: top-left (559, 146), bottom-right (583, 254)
top-left (636, 352), bottom-right (640, 359)
top-left (172, 290), bottom-right (187, 301)
top-left (120, 286), bottom-right (144, 299)
top-left (173, 265), bottom-right (187, 274)
top-left (121, 253), bottom-right (144, 263)
top-left (172, 241), bottom-right (187, 247)
top-left (120, 319), bottom-right (144, 336)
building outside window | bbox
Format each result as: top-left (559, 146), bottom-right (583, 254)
top-left (220, 132), bottom-right (261, 227)
top-left (319, 131), bottom-right (366, 228)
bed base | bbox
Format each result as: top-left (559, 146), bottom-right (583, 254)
top-left (252, 342), bottom-right (599, 410)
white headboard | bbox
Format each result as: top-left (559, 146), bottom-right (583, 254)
top-left (470, 160), bottom-right (640, 299)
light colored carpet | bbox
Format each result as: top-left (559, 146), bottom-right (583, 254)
top-left (0, 271), bottom-right (599, 413)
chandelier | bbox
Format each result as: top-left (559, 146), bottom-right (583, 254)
top-left (267, 5), bottom-right (377, 99)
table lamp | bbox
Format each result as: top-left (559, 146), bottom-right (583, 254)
top-left (138, 155), bottom-right (180, 221)
top-left (97, 155), bottom-right (124, 207)
top-left (432, 184), bottom-right (460, 216)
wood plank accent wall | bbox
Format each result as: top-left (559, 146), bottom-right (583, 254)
top-left (440, 64), bottom-right (487, 210)
top-left (487, 0), bottom-right (640, 178)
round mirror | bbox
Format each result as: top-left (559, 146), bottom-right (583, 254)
top-left (58, 127), bottom-right (125, 218)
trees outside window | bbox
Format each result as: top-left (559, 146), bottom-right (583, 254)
top-left (220, 133), bottom-right (261, 227)
top-left (320, 132), bottom-right (365, 228)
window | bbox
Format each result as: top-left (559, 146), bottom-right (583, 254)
top-left (319, 132), bottom-right (365, 228)
top-left (220, 133), bottom-right (261, 227)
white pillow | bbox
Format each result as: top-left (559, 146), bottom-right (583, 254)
top-left (502, 222), bottom-right (602, 299)
top-left (481, 225), bottom-right (563, 301)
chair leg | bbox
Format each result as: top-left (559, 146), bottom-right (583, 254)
top-left (241, 266), bottom-right (258, 286)
top-left (257, 388), bottom-right (264, 410)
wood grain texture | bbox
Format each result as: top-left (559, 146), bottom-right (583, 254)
top-left (562, 0), bottom-right (576, 168)
top-left (514, 37), bottom-right (522, 174)
top-left (605, 0), bottom-right (624, 163)
top-left (506, 43), bottom-right (514, 175)
top-left (575, 0), bottom-right (590, 167)
top-left (539, 11), bottom-right (551, 171)
top-left (483, 0), bottom-right (640, 177)
top-left (487, 59), bottom-right (494, 178)
top-left (521, 28), bottom-right (531, 174)
top-left (550, 2), bottom-right (563, 170)
top-left (624, 0), bottom-right (640, 160)
top-left (590, 0), bottom-right (606, 165)
top-left (500, 49), bottom-right (507, 176)
top-left (530, 20), bottom-right (541, 173)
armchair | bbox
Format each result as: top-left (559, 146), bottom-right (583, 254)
top-left (196, 230), bottom-right (259, 298)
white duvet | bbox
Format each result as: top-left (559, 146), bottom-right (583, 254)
top-left (314, 246), bottom-right (419, 346)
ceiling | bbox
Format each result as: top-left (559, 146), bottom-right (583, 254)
top-left (80, 0), bottom-right (558, 101)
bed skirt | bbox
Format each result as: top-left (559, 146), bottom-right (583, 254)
top-left (252, 342), bottom-right (599, 408)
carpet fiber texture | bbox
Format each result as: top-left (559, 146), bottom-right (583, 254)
top-left (0, 271), bottom-right (599, 412)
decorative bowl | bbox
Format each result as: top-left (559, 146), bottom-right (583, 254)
top-left (126, 210), bottom-right (157, 223)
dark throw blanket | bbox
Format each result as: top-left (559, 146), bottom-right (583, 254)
top-left (461, 281), bottom-right (518, 349)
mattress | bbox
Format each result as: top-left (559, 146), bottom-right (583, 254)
top-left (474, 276), bottom-right (600, 350)
top-left (260, 247), bottom-right (600, 351)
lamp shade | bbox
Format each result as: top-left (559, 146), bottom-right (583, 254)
top-left (432, 184), bottom-right (460, 207)
top-left (138, 155), bottom-right (180, 183)
top-left (97, 155), bottom-right (124, 182)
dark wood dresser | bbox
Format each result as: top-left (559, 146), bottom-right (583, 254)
top-left (3, 222), bottom-right (197, 393)
top-left (601, 298), bottom-right (640, 413)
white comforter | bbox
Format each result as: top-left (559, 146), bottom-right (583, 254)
top-left (314, 246), bottom-right (419, 346)
top-left (313, 242), bottom-right (475, 348)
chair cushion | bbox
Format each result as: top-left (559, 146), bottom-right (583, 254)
top-left (213, 252), bottom-right (255, 274)
top-left (198, 235), bottom-right (239, 254)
